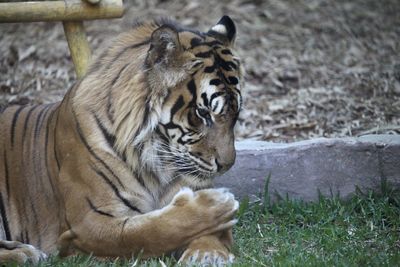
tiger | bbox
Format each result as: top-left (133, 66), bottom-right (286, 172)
top-left (0, 16), bottom-right (243, 265)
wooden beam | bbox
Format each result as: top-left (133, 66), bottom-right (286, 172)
top-left (0, 0), bottom-right (124, 23)
top-left (63, 21), bottom-right (91, 78)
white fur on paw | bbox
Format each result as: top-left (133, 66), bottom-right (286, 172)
top-left (215, 188), bottom-right (230, 194)
top-left (21, 244), bottom-right (48, 263)
top-left (179, 249), bottom-right (234, 266)
top-left (233, 200), bottom-right (239, 211)
top-left (174, 187), bottom-right (195, 199)
top-left (205, 188), bottom-right (234, 204)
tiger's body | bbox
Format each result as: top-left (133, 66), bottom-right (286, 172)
top-left (0, 16), bottom-right (243, 265)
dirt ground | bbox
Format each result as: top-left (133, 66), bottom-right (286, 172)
top-left (1, 0), bottom-right (399, 142)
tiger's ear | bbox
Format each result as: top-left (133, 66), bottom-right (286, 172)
top-left (146, 25), bottom-right (182, 66)
top-left (208, 15), bottom-right (236, 46)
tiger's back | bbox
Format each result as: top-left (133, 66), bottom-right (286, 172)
top-left (0, 103), bottom-right (61, 253)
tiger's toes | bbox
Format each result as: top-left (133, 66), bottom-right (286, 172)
top-left (0, 240), bottom-right (47, 264)
top-left (178, 248), bottom-right (234, 266)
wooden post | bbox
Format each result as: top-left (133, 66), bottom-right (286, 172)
top-left (63, 21), bottom-right (91, 78)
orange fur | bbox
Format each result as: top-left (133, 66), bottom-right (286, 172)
top-left (0, 17), bottom-right (243, 265)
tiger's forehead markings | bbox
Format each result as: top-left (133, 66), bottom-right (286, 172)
top-left (177, 32), bottom-right (242, 115)
top-left (198, 77), bottom-right (226, 114)
top-left (188, 37), bottom-right (224, 50)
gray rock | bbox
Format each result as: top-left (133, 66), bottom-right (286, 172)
top-left (215, 135), bottom-right (400, 201)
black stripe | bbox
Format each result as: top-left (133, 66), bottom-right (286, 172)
top-left (227, 76), bottom-right (239, 85)
top-left (33, 105), bottom-right (50, 139)
top-left (215, 53), bottom-right (237, 71)
top-left (212, 100), bottom-right (220, 112)
top-left (44, 108), bottom-right (53, 153)
top-left (191, 40), bottom-right (222, 48)
top-left (90, 166), bottom-right (141, 213)
top-left (192, 61), bottom-right (203, 69)
top-left (120, 217), bottom-right (130, 236)
top-left (10, 106), bottom-right (25, 148)
top-left (201, 93), bottom-right (209, 107)
top-left (189, 152), bottom-right (213, 167)
top-left (74, 114), bottom-right (126, 188)
top-left (0, 193), bottom-right (11, 241)
top-left (203, 53), bottom-right (237, 74)
top-left (170, 95), bottom-right (185, 117)
top-left (25, 230), bottom-right (30, 244)
top-left (187, 109), bottom-right (197, 128)
top-left (122, 218), bottom-right (129, 229)
top-left (32, 105), bottom-right (53, 204)
top-left (187, 138), bottom-right (202, 145)
top-left (21, 105), bottom-right (38, 145)
top-left (53, 109), bottom-right (61, 170)
top-left (204, 65), bottom-right (215, 73)
top-left (195, 51), bottom-right (212, 58)
top-left (221, 49), bottom-right (233, 55)
top-left (163, 122), bottom-right (186, 137)
top-left (209, 79), bottom-right (222, 86)
top-left (111, 63), bottom-right (130, 87)
top-left (187, 79), bottom-right (197, 107)
top-left (142, 100), bottom-right (151, 130)
top-left (44, 107), bottom-right (57, 196)
top-left (86, 197), bottom-right (114, 217)
top-left (39, 104), bottom-right (53, 132)
top-left (93, 112), bottom-right (127, 165)
top-left (121, 148), bottom-right (128, 162)
top-left (210, 91), bottom-right (225, 104)
top-left (106, 92), bottom-right (114, 124)
top-left (155, 127), bottom-right (169, 144)
top-left (93, 113), bottom-right (116, 149)
top-left (190, 37), bottom-right (203, 47)
top-left (3, 150), bottom-right (10, 198)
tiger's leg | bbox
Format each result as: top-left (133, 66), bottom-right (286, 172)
top-left (58, 188), bottom-right (238, 259)
top-left (178, 229), bottom-right (234, 266)
top-left (0, 240), bottom-right (47, 264)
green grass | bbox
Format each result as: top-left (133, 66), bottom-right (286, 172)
top-left (18, 182), bottom-right (400, 267)
top-left (233, 185), bottom-right (400, 266)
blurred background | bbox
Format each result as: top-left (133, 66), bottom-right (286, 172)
top-left (0, 0), bottom-right (399, 142)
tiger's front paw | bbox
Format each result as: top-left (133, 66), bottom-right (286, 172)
top-left (0, 240), bottom-right (47, 264)
top-left (177, 234), bottom-right (234, 266)
top-left (171, 187), bottom-right (239, 234)
top-left (178, 248), bottom-right (234, 266)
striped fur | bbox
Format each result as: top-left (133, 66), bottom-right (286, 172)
top-left (0, 16), bottom-right (243, 264)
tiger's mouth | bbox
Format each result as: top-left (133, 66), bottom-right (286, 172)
top-left (155, 144), bottom-right (217, 179)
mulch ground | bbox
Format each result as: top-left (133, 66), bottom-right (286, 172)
top-left (1, 0), bottom-right (399, 142)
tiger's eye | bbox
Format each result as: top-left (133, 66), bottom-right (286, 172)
top-left (196, 108), bottom-right (212, 126)
top-left (197, 108), bottom-right (209, 118)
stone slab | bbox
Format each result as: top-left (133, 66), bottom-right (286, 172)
top-left (215, 135), bottom-right (400, 201)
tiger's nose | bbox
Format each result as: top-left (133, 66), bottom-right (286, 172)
top-left (215, 152), bottom-right (236, 174)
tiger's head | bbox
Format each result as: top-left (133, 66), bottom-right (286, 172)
top-left (143, 16), bottom-right (243, 181)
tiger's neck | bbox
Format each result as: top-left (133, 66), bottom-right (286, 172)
top-left (69, 62), bottom-right (172, 183)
